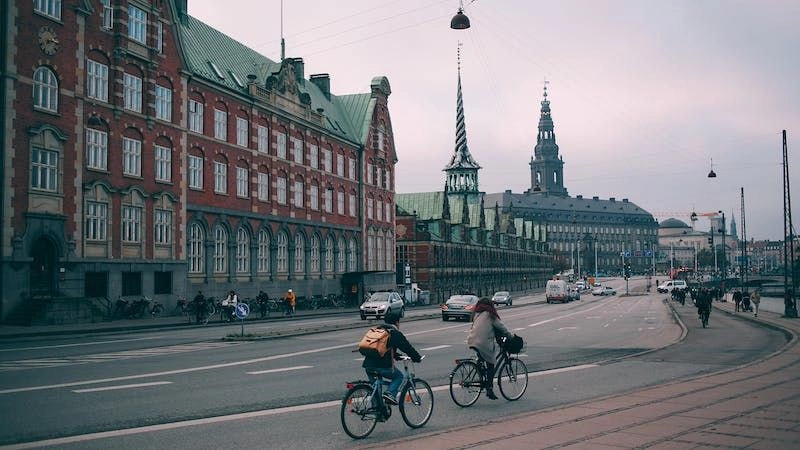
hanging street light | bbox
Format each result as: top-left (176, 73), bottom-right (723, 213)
top-left (450, 0), bottom-right (471, 29)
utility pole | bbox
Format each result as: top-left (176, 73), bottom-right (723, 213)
top-left (782, 130), bottom-right (797, 317)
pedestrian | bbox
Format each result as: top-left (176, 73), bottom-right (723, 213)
top-left (192, 290), bottom-right (207, 324)
top-left (284, 288), bottom-right (296, 316)
top-left (751, 289), bottom-right (760, 317)
top-left (222, 290), bottom-right (238, 322)
top-left (256, 290), bottom-right (269, 319)
top-left (733, 290), bottom-right (742, 312)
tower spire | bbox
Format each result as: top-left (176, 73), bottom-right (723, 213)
top-left (528, 80), bottom-right (568, 196)
top-left (444, 42), bottom-right (481, 194)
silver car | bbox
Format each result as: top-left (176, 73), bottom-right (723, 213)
top-left (359, 291), bottom-right (404, 320)
top-left (442, 294), bottom-right (479, 321)
top-left (491, 291), bottom-right (512, 306)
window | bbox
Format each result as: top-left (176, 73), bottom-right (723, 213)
top-left (349, 192), bottom-right (356, 217)
top-left (188, 155), bottom-right (203, 189)
top-left (367, 233), bottom-right (375, 270)
top-left (338, 237), bottom-right (346, 273)
top-left (31, 148), bottom-right (58, 191)
top-left (376, 126), bottom-right (385, 151)
top-left (323, 148), bottom-right (332, 172)
top-left (348, 239), bottom-right (357, 272)
top-left (257, 125), bottom-right (268, 153)
top-left (236, 166), bottom-right (248, 197)
top-left (214, 109), bottom-right (227, 140)
top-left (257, 230), bottom-right (270, 273)
top-left (33, 67), bottom-right (58, 112)
top-left (385, 200), bottom-right (392, 222)
top-left (324, 236), bottom-right (334, 273)
top-left (292, 137), bottom-right (303, 164)
top-left (85, 201), bottom-right (108, 241)
top-left (127, 4), bottom-right (147, 44)
top-left (367, 196), bottom-right (374, 220)
top-left (101, 0), bottom-right (113, 29)
top-left (376, 234), bottom-right (383, 270)
top-left (86, 59), bottom-right (109, 102)
top-left (156, 21), bottom-right (163, 53)
top-left (121, 205), bottom-right (142, 243)
top-left (376, 200), bottom-right (383, 223)
top-left (121, 272), bottom-right (142, 296)
top-left (324, 187), bottom-right (332, 213)
top-left (337, 191), bottom-right (345, 215)
top-left (336, 154), bottom-right (344, 177)
top-left (154, 145), bottom-right (171, 182)
top-left (154, 209), bottom-right (172, 244)
top-left (257, 172), bottom-right (269, 201)
top-left (367, 163), bottom-right (373, 184)
top-left (86, 128), bottom-right (108, 171)
top-left (214, 161), bottom-right (227, 194)
top-left (236, 228), bottom-right (250, 273)
top-left (154, 85), bottom-right (172, 121)
top-left (294, 234), bottom-right (305, 274)
top-left (236, 117), bottom-right (248, 147)
top-left (122, 137), bottom-right (142, 177)
top-left (293, 180), bottom-right (304, 208)
top-left (276, 231), bottom-right (288, 273)
top-left (348, 157), bottom-right (356, 179)
top-left (154, 271), bottom-right (171, 295)
top-left (188, 99), bottom-right (204, 133)
top-left (277, 176), bottom-right (287, 204)
top-left (309, 144), bottom-right (318, 169)
top-left (310, 235), bottom-right (320, 273)
top-left (34, 0), bottom-right (61, 19)
top-left (385, 169), bottom-right (392, 190)
top-left (123, 73), bottom-right (142, 112)
top-left (276, 132), bottom-right (287, 159)
top-left (213, 226), bottom-right (227, 273)
top-left (310, 184), bottom-right (319, 210)
top-left (385, 234), bottom-right (393, 269)
top-left (188, 224), bottom-right (204, 273)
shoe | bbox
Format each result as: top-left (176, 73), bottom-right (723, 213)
top-left (485, 389), bottom-right (498, 400)
top-left (382, 393), bottom-right (398, 405)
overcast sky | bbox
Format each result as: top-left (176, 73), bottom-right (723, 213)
top-left (189, 0), bottom-right (799, 241)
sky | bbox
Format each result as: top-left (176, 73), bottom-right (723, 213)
top-left (188, 0), bottom-right (800, 241)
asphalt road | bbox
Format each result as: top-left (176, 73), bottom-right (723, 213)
top-left (0, 279), bottom-right (788, 449)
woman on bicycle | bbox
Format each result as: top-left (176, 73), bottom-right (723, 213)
top-left (467, 297), bottom-right (512, 399)
top-left (362, 310), bottom-right (422, 406)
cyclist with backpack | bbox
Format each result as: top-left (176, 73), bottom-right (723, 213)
top-left (467, 297), bottom-right (513, 400)
top-left (360, 310), bottom-right (422, 406)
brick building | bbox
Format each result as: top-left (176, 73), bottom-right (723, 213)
top-left (1, 1), bottom-right (396, 323)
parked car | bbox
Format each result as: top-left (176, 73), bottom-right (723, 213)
top-left (441, 294), bottom-right (479, 321)
top-left (657, 280), bottom-right (687, 293)
top-left (359, 291), bottom-right (404, 320)
top-left (575, 280), bottom-right (588, 290)
top-left (568, 286), bottom-right (581, 301)
top-left (546, 279), bottom-right (570, 303)
top-left (592, 285), bottom-right (617, 296)
top-left (491, 291), bottom-right (512, 306)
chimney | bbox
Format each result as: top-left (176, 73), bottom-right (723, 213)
top-left (622, 198), bottom-right (629, 203)
top-left (291, 58), bottom-right (304, 83)
top-left (593, 196), bottom-right (599, 200)
top-left (310, 73), bottom-right (331, 100)
top-left (609, 197), bottom-right (616, 202)
top-left (175, 0), bottom-right (189, 24)
top-left (576, 195), bottom-right (583, 199)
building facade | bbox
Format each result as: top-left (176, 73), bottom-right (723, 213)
top-left (1, 0), bottom-right (396, 323)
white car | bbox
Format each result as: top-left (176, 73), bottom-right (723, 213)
top-left (657, 280), bottom-right (687, 293)
top-left (592, 285), bottom-right (617, 296)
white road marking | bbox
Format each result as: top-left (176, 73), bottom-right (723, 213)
top-left (557, 327), bottom-right (577, 331)
top-left (0, 336), bottom-right (159, 353)
top-left (421, 345), bottom-right (450, 351)
top-left (528, 300), bottom-right (608, 327)
top-left (72, 381), bottom-right (172, 393)
top-left (512, 327), bottom-right (526, 331)
top-left (246, 365), bottom-right (313, 375)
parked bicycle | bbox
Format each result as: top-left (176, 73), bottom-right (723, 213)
top-left (449, 335), bottom-right (528, 406)
top-left (340, 355), bottom-right (433, 439)
top-left (149, 298), bottom-right (164, 317)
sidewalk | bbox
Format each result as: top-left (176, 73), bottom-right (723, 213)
top-left (365, 301), bottom-right (800, 450)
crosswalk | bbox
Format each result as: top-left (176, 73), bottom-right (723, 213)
top-left (0, 341), bottom-right (242, 372)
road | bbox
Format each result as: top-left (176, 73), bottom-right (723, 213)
top-left (0, 278), bottom-right (787, 449)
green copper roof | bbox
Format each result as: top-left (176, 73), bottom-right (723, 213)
top-left (396, 192), bottom-right (446, 220)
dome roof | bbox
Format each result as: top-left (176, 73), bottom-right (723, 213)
top-left (659, 218), bottom-right (690, 229)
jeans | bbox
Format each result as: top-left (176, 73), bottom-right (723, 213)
top-left (367, 367), bottom-right (404, 398)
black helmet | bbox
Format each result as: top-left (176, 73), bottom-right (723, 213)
top-left (383, 309), bottom-right (401, 325)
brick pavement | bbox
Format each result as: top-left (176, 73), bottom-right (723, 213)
top-left (365, 300), bottom-right (800, 450)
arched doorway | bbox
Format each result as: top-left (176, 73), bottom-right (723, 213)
top-left (30, 237), bottom-right (58, 297)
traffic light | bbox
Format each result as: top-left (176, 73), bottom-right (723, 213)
top-left (624, 263), bottom-right (631, 279)
top-left (707, 237), bottom-right (713, 248)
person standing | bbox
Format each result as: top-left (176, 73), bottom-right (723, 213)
top-left (222, 290), bottom-right (238, 322)
top-left (192, 290), bottom-right (207, 324)
top-left (751, 289), bottom-right (760, 318)
top-left (733, 290), bottom-right (742, 312)
top-left (256, 290), bottom-right (270, 319)
top-left (284, 288), bottom-right (296, 316)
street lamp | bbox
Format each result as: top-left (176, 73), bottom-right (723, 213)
top-left (450, 1), bottom-right (471, 29)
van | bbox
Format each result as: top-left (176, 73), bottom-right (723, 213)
top-left (546, 279), bottom-right (569, 303)
top-left (657, 280), bottom-right (687, 293)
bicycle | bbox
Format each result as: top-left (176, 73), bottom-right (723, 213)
top-left (699, 307), bottom-right (710, 328)
top-left (449, 335), bottom-right (528, 406)
top-left (340, 355), bottom-right (433, 439)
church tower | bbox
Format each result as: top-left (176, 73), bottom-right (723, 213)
top-left (528, 82), bottom-right (568, 196)
top-left (443, 44), bottom-right (481, 197)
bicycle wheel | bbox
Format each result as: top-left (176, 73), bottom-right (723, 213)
top-left (449, 361), bottom-right (483, 407)
top-left (340, 384), bottom-right (378, 439)
top-left (400, 378), bottom-right (434, 428)
top-left (497, 357), bottom-right (528, 401)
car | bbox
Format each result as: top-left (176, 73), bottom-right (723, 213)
top-left (592, 285), bottom-right (617, 296)
top-left (568, 286), bottom-right (581, 301)
top-left (575, 280), bottom-right (588, 291)
top-left (491, 291), bottom-right (512, 306)
top-left (546, 279), bottom-right (570, 303)
top-left (359, 291), bottom-right (404, 320)
top-left (441, 294), bottom-right (479, 321)
top-left (657, 280), bottom-right (688, 293)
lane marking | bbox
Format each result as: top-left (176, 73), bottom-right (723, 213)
top-left (73, 381), bottom-right (172, 393)
top-left (557, 327), bottom-right (577, 331)
top-left (528, 300), bottom-right (608, 328)
top-left (246, 365), bottom-right (312, 375)
top-left (421, 345), bottom-right (450, 351)
top-left (0, 336), bottom-right (159, 353)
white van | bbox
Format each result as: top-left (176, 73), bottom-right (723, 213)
top-left (657, 280), bottom-right (687, 293)
top-left (546, 279), bottom-right (569, 303)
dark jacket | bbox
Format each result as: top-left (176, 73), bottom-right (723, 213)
top-left (361, 324), bottom-right (421, 370)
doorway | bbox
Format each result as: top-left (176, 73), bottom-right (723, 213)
top-left (30, 237), bottom-right (57, 297)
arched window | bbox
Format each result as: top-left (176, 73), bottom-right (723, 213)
top-left (188, 223), bottom-right (204, 273)
top-left (213, 225), bottom-right (227, 273)
top-left (33, 67), bottom-right (58, 112)
top-left (367, 230), bottom-right (376, 271)
top-left (294, 233), bottom-right (305, 274)
top-left (337, 237), bottom-right (346, 274)
top-left (276, 231), bottom-right (288, 273)
top-left (324, 235), bottom-right (334, 274)
top-left (257, 229), bottom-right (270, 274)
top-left (385, 232), bottom-right (393, 270)
top-left (375, 231), bottom-right (383, 270)
top-left (348, 238), bottom-right (357, 272)
top-left (236, 228), bottom-right (250, 273)
top-left (310, 234), bottom-right (320, 273)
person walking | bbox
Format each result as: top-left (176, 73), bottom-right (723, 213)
top-left (733, 290), bottom-right (742, 312)
top-left (467, 297), bottom-right (513, 400)
top-left (284, 288), bottom-right (296, 316)
top-left (751, 289), bottom-right (760, 318)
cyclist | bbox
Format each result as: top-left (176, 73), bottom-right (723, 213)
top-left (467, 297), bottom-right (513, 400)
top-left (361, 309), bottom-right (422, 406)
top-left (696, 287), bottom-right (712, 324)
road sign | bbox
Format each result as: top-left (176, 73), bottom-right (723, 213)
top-left (624, 251), bottom-right (631, 258)
top-left (645, 251), bottom-right (652, 257)
top-left (235, 303), bottom-right (250, 319)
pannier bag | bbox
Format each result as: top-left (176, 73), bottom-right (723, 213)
top-left (358, 327), bottom-right (390, 357)
top-left (503, 334), bottom-right (524, 353)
